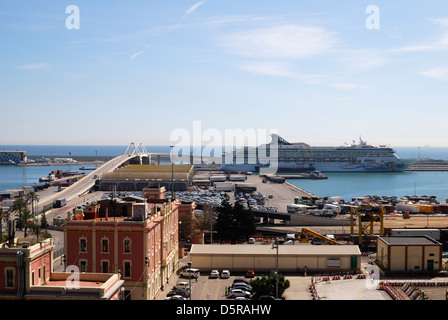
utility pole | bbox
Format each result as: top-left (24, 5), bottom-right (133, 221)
top-left (170, 146), bottom-right (174, 200)
top-left (272, 237), bottom-right (279, 299)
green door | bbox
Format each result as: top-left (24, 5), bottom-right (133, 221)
top-left (427, 260), bottom-right (434, 271)
top-left (351, 256), bottom-right (358, 269)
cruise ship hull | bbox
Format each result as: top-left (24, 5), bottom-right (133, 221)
top-left (219, 135), bottom-right (415, 173)
top-left (220, 159), bottom-right (414, 173)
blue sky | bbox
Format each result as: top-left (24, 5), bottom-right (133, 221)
top-left (1, 0), bottom-right (448, 147)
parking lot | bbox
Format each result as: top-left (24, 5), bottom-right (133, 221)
top-left (157, 265), bottom-right (315, 301)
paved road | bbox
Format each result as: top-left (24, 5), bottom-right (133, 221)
top-left (34, 155), bottom-right (129, 212)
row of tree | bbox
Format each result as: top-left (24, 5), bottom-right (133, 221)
top-left (0, 192), bottom-right (51, 243)
top-left (178, 197), bottom-right (256, 243)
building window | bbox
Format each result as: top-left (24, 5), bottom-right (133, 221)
top-left (101, 238), bottom-right (109, 253)
top-left (79, 238), bottom-right (87, 252)
top-left (31, 271), bottom-right (35, 286)
top-left (124, 261), bottom-right (131, 278)
top-left (5, 268), bottom-right (15, 288)
top-left (102, 260), bottom-right (109, 273)
top-left (80, 260), bottom-right (87, 273)
top-left (124, 238), bottom-right (131, 254)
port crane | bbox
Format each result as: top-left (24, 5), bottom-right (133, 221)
top-left (298, 228), bottom-right (340, 245)
top-left (350, 204), bottom-right (385, 248)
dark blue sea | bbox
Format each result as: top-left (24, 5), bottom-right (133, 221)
top-left (1, 145), bottom-right (448, 202)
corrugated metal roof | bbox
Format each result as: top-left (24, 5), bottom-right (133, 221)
top-left (190, 244), bottom-right (361, 256)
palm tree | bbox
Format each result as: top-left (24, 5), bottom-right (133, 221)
top-left (20, 208), bottom-right (33, 238)
top-left (0, 207), bottom-right (7, 242)
top-left (27, 191), bottom-right (40, 217)
top-left (11, 196), bottom-right (27, 216)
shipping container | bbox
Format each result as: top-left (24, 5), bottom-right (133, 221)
top-left (395, 203), bottom-right (420, 213)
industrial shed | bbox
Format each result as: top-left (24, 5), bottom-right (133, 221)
top-left (376, 236), bottom-right (443, 273)
top-left (97, 164), bottom-right (194, 191)
top-left (189, 244), bottom-right (361, 273)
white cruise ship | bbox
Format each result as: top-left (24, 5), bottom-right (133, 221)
top-left (219, 134), bottom-right (414, 173)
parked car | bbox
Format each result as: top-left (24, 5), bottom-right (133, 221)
top-left (233, 278), bottom-right (251, 285)
top-left (209, 270), bottom-right (219, 278)
top-left (246, 270), bottom-right (255, 278)
top-left (174, 282), bottom-right (190, 291)
top-left (259, 295), bottom-right (281, 300)
top-left (166, 288), bottom-right (190, 298)
top-left (247, 238), bottom-right (255, 244)
top-left (233, 285), bottom-right (253, 293)
top-left (232, 282), bottom-right (253, 291)
top-left (181, 268), bottom-right (200, 279)
top-left (228, 289), bottom-right (251, 299)
top-left (220, 270), bottom-right (230, 279)
top-left (166, 295), bottom-right (185, 300)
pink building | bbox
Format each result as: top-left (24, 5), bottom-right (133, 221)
top-left (0, 238), bottom-right (124, 300)
top-left (63, 193), bottom-right (181, 300)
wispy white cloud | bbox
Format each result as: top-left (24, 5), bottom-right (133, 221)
top-left (218, 24), bottom-right (337, 59)
top-left (184, 1), bottom-right (208, 18)
top-left (128, 1), bottom-right (207, 61)
top-left (239, 61), bottom-right (365, 90)
top-left (393, 18), bottom-right (448, 52)
top-left (130, 50), bottom-right (144, 61)
top-left (16, 63), bottom-right (50, 70)
top-left (338, 49), bottom-right (387, 70)
top-left (419, 67), bottom-right (448, 80)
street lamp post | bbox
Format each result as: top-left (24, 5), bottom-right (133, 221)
top-left (271, 237), bottom-right (279, 299)
top-left (187, 261), bottom-right (192, 300)
top-left (170, 146), bottom-right (174, 200)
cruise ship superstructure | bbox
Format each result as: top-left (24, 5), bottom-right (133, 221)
top-left (220, 134), bottom-right (414, 173)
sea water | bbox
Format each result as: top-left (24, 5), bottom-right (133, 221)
top-left (1, 145), bottom-right (448, 201)
top-left (287, 171), bottom-right (448, 202)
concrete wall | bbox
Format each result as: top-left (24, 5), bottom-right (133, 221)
top-left (191, 253), bottom-right (359, 273)
top-left (377, 239), bottom-right (442, 272)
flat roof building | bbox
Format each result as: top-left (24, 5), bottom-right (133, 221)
top-left (377, 236), bottom-right (442, 273)
top-left (190, 244), bottom-right (361, 273)
top-left (97, 164), bottom-right (194, 191)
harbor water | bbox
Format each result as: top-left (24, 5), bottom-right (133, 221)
top-left (1, 145), bottom-right (448, 202)
top-left (287, 171), bottom-right (448, 203)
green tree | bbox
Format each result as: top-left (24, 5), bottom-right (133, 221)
top-left (12, 196), bottom-right (27, 231)
top-left (0, 208), bottom-right (8, 242)
top-left (179, 212), bottom-right (194, 241)
top-left (19, 208), bottom-right (33, 237)
top-left (11, 196), bottom-right (27, 216)
top-left (250, 274), bottom-right (290, 299)
top-left (27, 191), bottom-right (40, 217)
top-left (215, 200), bottom-right (256, 242)
top-left (215, 199), bottom-right (234, 241)
top-left (29, 220), bottom-right (51, 243)
top-left (40, 210), bottom-right (48, 229)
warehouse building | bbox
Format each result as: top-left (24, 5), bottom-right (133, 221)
top-left (189, 244), bottom-right (361, 273)
top-left (376, 236), bottom-right (443, 273)
top-left (97, 164), bottom-right (194, 191)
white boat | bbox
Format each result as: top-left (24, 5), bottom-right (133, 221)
top-left (220, 134), bottom-right (414, 173)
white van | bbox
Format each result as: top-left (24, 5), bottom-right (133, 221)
top-left (181, 268), bottom-right (200, 279)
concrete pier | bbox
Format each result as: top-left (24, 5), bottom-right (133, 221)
top-left (242, 174), bottom-right (315, 213)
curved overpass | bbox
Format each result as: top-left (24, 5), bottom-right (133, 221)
top-left (37, 154), bottom-right (145, 210)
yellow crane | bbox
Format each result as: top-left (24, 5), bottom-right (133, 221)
top-left (298, 228), bottom-right (340, 245)
top-left (350, 204), bottom-right (384, 246)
